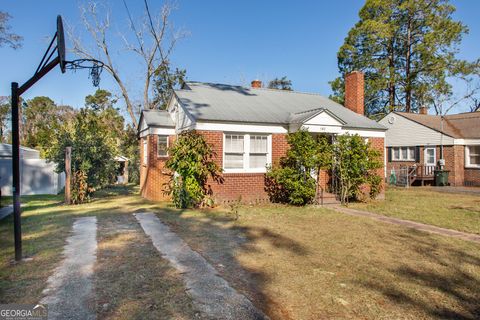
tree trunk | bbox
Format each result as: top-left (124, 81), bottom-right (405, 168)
top-left (405, 16), bottom-right (412, 112)
top-left (388, 39), bottom-right (396, 112)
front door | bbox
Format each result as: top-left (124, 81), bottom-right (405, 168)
top-left (424, 147), bottom-right (436, 166)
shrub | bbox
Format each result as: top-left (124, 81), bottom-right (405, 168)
top-left (266, 130), bottom-right (331, 206)
top-left (332, 134), bottom-right (382, 205)
top-left (368, 174), bottom-right (383, 199)
top-left (165, 130), bottom-right (223, 208)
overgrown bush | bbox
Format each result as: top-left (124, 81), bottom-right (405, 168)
top-left (266, 130), bottom-right (331, 206)
top-left (332, 134), bottom-right (382, 205)
top-left (46, 107), bottom-right (119, 203)
top-left (165, 130), bottom-right (223, 208)
top-left (368, 174), bottom-right (383, 199)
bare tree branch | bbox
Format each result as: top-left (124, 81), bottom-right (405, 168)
top-left (68, 0), bottom-right (185, 126)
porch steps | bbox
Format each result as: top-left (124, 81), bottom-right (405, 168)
top-left (318, 191), bottom-right (341, 205)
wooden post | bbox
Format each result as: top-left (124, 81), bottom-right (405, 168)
top-left (65, 147), bottom-right (71, 204)
top-left (124, 160), bottom-right (129, 184)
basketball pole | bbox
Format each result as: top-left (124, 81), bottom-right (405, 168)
top-left (10, 53), bottom-right (60, 262)
top-left (10, 15), bottom-right (103, 261)
top-left (11, 82), bottom-right (21, 262)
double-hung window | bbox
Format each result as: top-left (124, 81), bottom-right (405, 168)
top-left (224, 133), bottom-right (271, 172)
top-left (392, 146), bottom-right (415, 161)
top-left (466, 145), bottom-right (480, 168)
top-left (224, 134), bottom-right (244, 169)
top-left (157, 135), bottom-right (169, 157)
top-left (143, 138), bottom-right (148, 165)
top-left (249, 135), bottom-right (268, 169)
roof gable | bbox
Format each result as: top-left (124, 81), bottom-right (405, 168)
top-left (394, 112), bottom-right (480, 139)
top-left (379, 112), bottom-right (455, 146)
top-left (139, 109), bottom-right (174, 129)
top-left (302, 109), bottom-right (345, 126)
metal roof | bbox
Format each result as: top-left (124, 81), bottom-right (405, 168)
top-left (395, 111), bottom-right (480, 139)
top-left (0, 143), bottom-right (40, 159)
top-left (174, 82), bottom-right (385, 130)
top-left (141, 109), bottom-right (174, 128)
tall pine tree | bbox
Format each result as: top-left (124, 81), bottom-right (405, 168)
top-left (330, 0), bottom-right (479, 115)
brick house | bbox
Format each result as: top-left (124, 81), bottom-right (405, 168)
top-left (138, 71), bottom-right (387, 203)
top-left (379, 109), bottom-right (480, 186)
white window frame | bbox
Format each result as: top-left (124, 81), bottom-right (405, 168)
top-left (143, 138), bottom-right (148, 165)
top-left (223, 133), bottom-right (272, 173)
top-left (392, 146), bottom-right (415, 161)
top-left (424, 147), bottom-right (436, 166)
top-left (157, 135), bottom-right (169, 157)
top-left (465, 145), bottom-right (480, 168)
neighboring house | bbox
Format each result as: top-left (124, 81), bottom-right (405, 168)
top-left (0, 143), bottom-right (65, 195)
top-left (138, 71), bottom-right (387, 203)
top-left (379, 109), bottom-right (480, 186)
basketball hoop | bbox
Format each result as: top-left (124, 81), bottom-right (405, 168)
top-left (9, 15), bottom-right (106, 261)
top-left (65, 59), bottom-right (105, 87)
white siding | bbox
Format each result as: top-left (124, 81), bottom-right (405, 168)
top-left (379, 113), bottom-right (454, 147)
top-left (168, 96), bottom-right (195, 132)
top-left (304, 111), bottom-right (343, 126)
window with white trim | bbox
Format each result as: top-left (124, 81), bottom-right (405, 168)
top-left (466, 145), bottom-right (480, 168)
top-left (224, 134), bottom-right (244, 169)
top-left (224, 133), bottom-right (271, 172)
top-left (143, 138), bottom-right (148, 165)
top-left (249, 135), bottom-right (268, 168)
top-left (392, 147), bottom-right (415, 161)
top-left (157, 135), bottom-right (169, 157)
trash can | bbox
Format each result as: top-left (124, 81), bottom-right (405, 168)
top-left (434, 170), bottom-right (450, 186)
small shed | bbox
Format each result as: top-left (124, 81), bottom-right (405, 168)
top-left (115, 156), bottom-right (129, 184)
top-left (0, 143), bottom-right (40, 159)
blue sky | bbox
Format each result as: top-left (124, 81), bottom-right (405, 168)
top-left (1, 0), bottom-right (479, 119)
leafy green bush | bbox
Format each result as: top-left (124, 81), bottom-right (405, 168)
top-left (266, 130), bottom-right (332, 206)
top-left (368, 174), bottom-right (383, 199)
top-left (165, 130), bottom-right (223, 208)
top-left (332, 134), bottom-right (382, 204)
top-left (46, 107), bottom-right (119, 203)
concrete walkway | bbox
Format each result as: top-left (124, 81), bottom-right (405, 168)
top-left (0, 205), bottom-right (13, 220)
top-left (333, 206), bottom-right (480, 244)
top-left (135, 212), bottom-right (268, 320)
top-left (40, 216), bottom-right (97, 320)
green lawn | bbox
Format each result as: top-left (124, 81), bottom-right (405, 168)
top-left (1, 187), bottom-right (479, 319)
top-left (0, 186), bottom-right (203, 319)
top-left (350, 187), bottom-right (480, 234)
top-left (156, 203), bottom-right (480, 320)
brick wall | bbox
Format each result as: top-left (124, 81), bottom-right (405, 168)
top-left (464, 169), bottom-right (480, 186)
top-left (140, 132), bottom-right (387, 203)
top-left (385, 145), bottom-right (477, 186)
top-left (139, 134), bottom-right (175, 201)
top-left (272, 133), bottom-right (289, 165)
top-left (201, 131), bottom-right (290, 203)
top-left (443, 145), bottom-right (464, 186)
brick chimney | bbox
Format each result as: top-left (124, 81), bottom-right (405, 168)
top-left (344, 71), bottom-right (364, 115)
top-left (419, 106), bottom-right (428, 115)
top-left (251, 80), bottom-right (262, 88)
